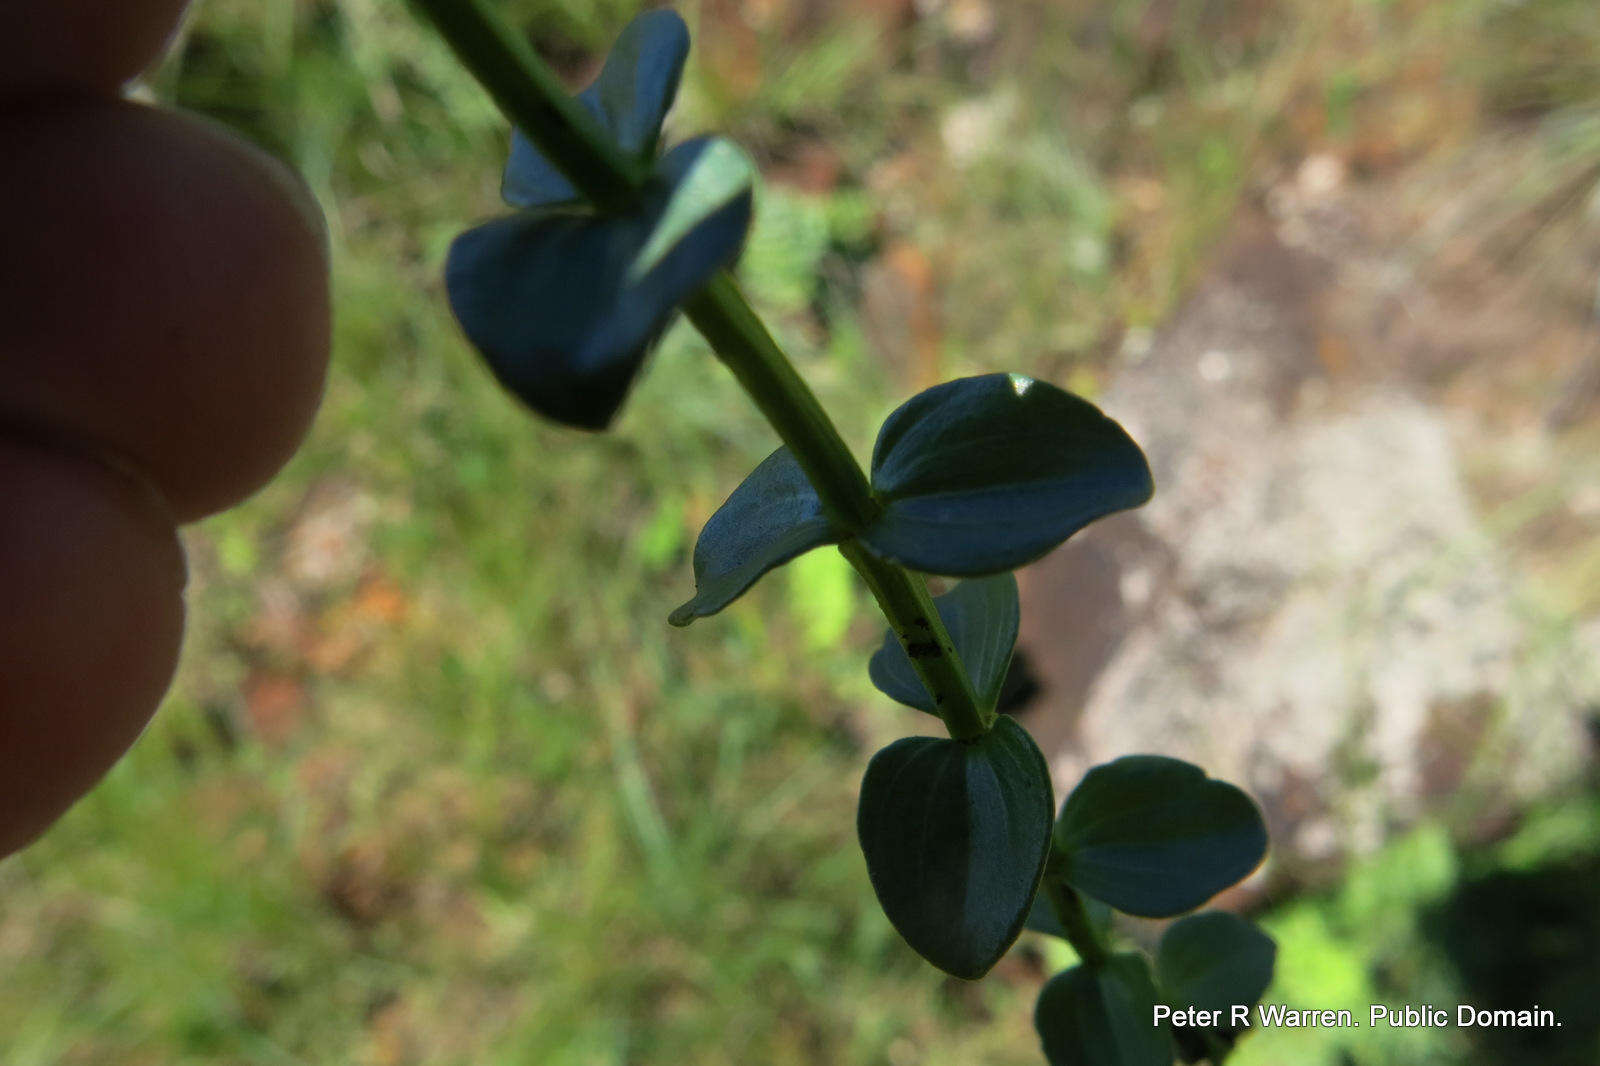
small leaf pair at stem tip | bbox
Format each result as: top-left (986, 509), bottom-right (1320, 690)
top-left (501, 10), bottom-right (689, 209)
top-left (446, 10), bottom-right (757, 429)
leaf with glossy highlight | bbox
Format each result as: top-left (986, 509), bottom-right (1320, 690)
top-left (503, 10), bottom-right (691, 208)
top-left (670, 447), bottom-right (840, 626)
top-left (857, 717), bottom-right (1054, 979)
top-left (448, 137), bottom-right (754, 429)
top-left (1034, 955), bottom-right (1174, 1066)
top-left (860, 374), bottom-right (1153, 576)
top-left (1052, 756), bottom-right (1268, 918)
top-left (868, 573), bottom-right (1020, 715)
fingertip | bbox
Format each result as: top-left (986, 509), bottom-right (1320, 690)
top-left (0, 0), bottom-right (193, 96)
top-left (0, 438), bottom-right (186, 858)
top-left (0, 99), bottom-right (331, 522)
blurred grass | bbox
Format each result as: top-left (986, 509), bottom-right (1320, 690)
top-left (2, 0), bottom-right (1597, 1063)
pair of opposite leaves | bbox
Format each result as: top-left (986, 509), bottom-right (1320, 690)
top-left (861, 738), bottom-right (1269, 983)
top-left (446, 10), bottom-right (752, 430)
top-left (869, 731), bottom-right (1276, 1061)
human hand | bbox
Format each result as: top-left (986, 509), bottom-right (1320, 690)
top-left (0, 0), bottom-right (330, 856)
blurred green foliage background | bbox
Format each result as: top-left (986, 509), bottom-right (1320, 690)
top-left (3, 0), bottom-right (1598, 1063)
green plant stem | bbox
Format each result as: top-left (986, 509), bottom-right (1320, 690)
top-left (687, 280), bottom-right (986, 738)
top-left (680, 276), bottom-right (878, 531)
top-left (1042, 861), bottom-right (1110, 968)
top-left (410, 0), bottom-right (992, 741)
top-left (685, 278), bottom-right (988, 739)
top-left (837, 542), bottom-right (989, 739)
top-left (1044, 863), bottom-right (1239, 1064)
top-left (407, 0), bottom-right (645, 212)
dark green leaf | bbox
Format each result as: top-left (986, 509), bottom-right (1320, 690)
top-left (860, 374), bottom-right (1153, 576)
top-left (857, 717), bottom-right (1053, 979)
top-left (1158, 913), bottom-right (1275, 1063)
top-left (503, 10), bottom-right (690, 208)
top-left (447, 137), bottom-right (754, 429)
top-left (1157, 911), bottom-right (1275, 1014)
top-left (1035, 955), bottom-right (1174, 1066)
top-left (868, 573), bottom-right (1019, 714)
top-left (1023, 889), bottom-right (1113, 942)
top-left (1052, 756), bottom-right (1267, 918)
top-left (669, 447), bottom-right (840, 626)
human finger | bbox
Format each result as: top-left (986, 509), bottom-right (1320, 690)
top-left (0, 0), bottom-right (192, 96)
top-left (0, 98), bottom-right (330, 522)
top-left (0, 438), bottom-right (186, 857)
